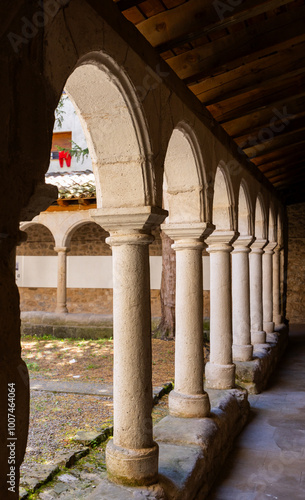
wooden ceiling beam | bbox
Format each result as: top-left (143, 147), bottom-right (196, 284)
top-left (264, 162), bottom-right (305, 180)
top-left (259, 152), bottom-right (305, 174)
top-left (116, 0), bottom-right (146, 12)
top-left (244, 128), bottom-right (305, 159)
top-left (252, 140), bottom-right (305, 167)
top-left (136, 0), bottom-right (295, 51)
top-left (211, 74), bottom-right (305, 124)
top-left (189, 43), bottom-right (305, 104)
top-left (273, 172), bottom-right (305, 187)
top-left (166, 6), bottom-right (305, 83)
top-left (223, 95), bottom-right (305, 138)
top-left (235, 115), bottom-right (305, 148)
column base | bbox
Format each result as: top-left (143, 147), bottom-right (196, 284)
top-left (169, 390), bottom-right (210, 418)
top-left (106, 439), bottom-right (159, 486)
top-left (232, 344), bottom-right (253, 362)
top-left (204, 362), bottom-right (235, 389)
top-left (274, 315), bottom-right (284, 327)
top-left (263, 321), bottom-right (275, 333)
top-left (251, 330), bottom-right (266, 344)
top-left (55, 307), bottom-right (68, 314)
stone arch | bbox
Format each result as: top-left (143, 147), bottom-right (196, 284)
top-left (268, 202), bottom-right (277, 243)
top-left (68, 221), bottom-right (110, 256)
top-left (212, 165), bottom-right (234, 231)
top-left (254, 194), bottom-right (267, 240)
top-left (238, 180), bottom-right (252, 237)
top-left (64, 52), bottom-right (156, 209)
top-left (277, 211), bottom-right (283, 246)
top-left (19, 222), bottom-right (56, 256)
top-left (163, 122), bottom-right (206, 223)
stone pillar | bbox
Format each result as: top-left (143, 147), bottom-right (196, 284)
top-left (280, 246), bottom-right (286, 322)
top-left (263, 242), bottom-right (277, 333)
top-left (249, 239), bottom-right (267, 344)
top-left (232, 236), bottom-right (253, 362)
top-left (92, 207), bottom-right (167, 486)
top-left (0, 231), bottom-right (30, 499)
top-left (273, 245), bottom-right (283, 326)
top-left (162, 223), bottom-right (214, 418)
top-left (205, 231), bottom-right (237, 389)
top-left (54, 247), bottom-right (69, 314)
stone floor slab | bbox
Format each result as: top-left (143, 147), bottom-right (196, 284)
top-left (206, 324), bottom-right (305, 500)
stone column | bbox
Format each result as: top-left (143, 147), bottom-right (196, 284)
top-left (249, 239), bottom-right (267, 344)
top-left (280, 247), bottom-right (286, 322)
top-left (92, 207), bottom-right (166, 486)
top-left (0, 231), bottom-right (30, 499)
top-left (54, 247), bottom-right (69, 314)
top-left (162, 223), bottom-right (214, 418)
top-left (273, 245), bottom-right (283, 326)
top-left (205, 231), bottom-right (237, 389)
top-left (232, 236), bottom-right (253, 362)
top-left (263, 242), bottom-right (277, 333)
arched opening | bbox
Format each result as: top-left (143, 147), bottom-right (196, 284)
top-left (19, 50), bottom-right (166, 486)
top-left (163, 124), bottom-right (205, 223)
top-left (65, 221), bottom-right (112, 315)
top-left (268, 204), bottom-right (277, 243)
top-left (159, 124), bottom-right (208, 336)
top-left (65, 54), bottom-right (155, 209)
top-left (17, 223), bottom-right (57, 312)
top-left (212, 166), bottom-right (233, 231)
top-left (238, 182), bottom-right (252, 237)
top-left (254, 195), bottom-right (267, 240)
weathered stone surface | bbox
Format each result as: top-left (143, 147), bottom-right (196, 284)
top-left (235, 326), bottom-right (289, 393)
top-left (154, 388), bottom-right (249, 500)
top-left (287, 202), bottom-right (305, 323)
top-left (87, 480), bottom-right (166, 499)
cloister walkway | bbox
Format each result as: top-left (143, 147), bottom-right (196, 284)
top-left (207, 325), bottom-right (305, 500)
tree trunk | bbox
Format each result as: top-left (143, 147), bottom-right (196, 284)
top-left (157, 231), bottom-right (176, 338)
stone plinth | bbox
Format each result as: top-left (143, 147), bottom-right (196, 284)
top-left (235, 324), bottom-right (289, 393)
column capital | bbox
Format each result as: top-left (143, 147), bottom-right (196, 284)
top-left (91, 206), bottom-right (167, 235)
top-left (264, 241), bottom-right (277, 254)
top-left (250, 238), bottom-right (267, 252)
top-left (206, 230), bottom-right (238, 250)
top-left (232, 235), bottom-right (254, 253)
top-left (161, 222), bottom-right (215, 250)
top-left (54, 246), bottom-right (70, 253)
top-left (273, 243), bottom-right (282, 253)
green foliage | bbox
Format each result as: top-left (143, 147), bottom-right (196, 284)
top-left (56, 141), bottom-right (89, 164)
top-left (26, 361), bottom-right (40, 371)
top-left (54, 94), bottom-right (68, 129)
top-left (55, 94), bottom-right (89, 163)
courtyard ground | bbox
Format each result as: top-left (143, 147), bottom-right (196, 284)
top-left (20, 334), bottom-right (210, 497)
top-left (20, 336), bottom-right (176, 494)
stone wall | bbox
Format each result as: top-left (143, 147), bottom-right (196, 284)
top-left (17, 224), bottom-right (56, 256)
top-left (17, 223), bottom-right (211, 319)
top-left (69, 223), bottom-right (111, 255)
top-left (18, 222), bottom-right (162, 257)
top-left (19, 287), bottom-right (210, 319)
top-left (287, 202), bottom-right (305, 323)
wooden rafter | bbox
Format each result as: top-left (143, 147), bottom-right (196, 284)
top-left (166, 6), bottom-right (305, 83)
top-left (137, 0), bottom-right (296, 51)
top-left (113, 0), bottom-right (305, 202)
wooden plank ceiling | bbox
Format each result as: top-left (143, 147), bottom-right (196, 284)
top-left (114, 0), bottom-right (305, 205)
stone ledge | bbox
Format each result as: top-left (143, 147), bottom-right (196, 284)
top-left (155, 388), bottom-right (249, 500)
top-left (21, 310), bottom-right (114, 339)
top-left (85, 388), bottom-right (249, 500)
top-left (235, 325), bottom-right (289, 394)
